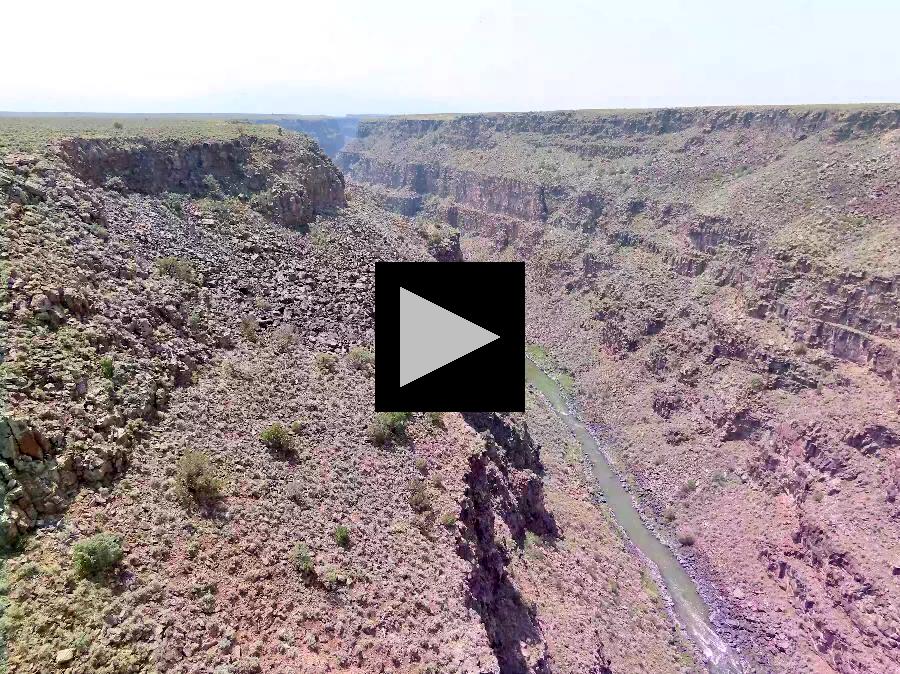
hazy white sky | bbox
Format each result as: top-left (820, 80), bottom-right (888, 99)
top-left (4, 0), bottom-right (899, 114)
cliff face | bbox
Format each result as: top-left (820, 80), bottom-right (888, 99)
top-left (343, 106), bottom-right (900, 674)
top-left (61, 133), bottom-right (346, 226)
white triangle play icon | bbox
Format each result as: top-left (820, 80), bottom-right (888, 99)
top-left (400, 287), bottom-right (500, 387)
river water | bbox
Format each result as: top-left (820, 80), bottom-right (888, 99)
top-left (525, 359), bottom-right (745, 674)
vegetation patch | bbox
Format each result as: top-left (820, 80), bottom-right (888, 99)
top-left (334, 525), bottom-right (351, 548)
top-left (72, 533), bottom-right (123, 578)
top-left (260, 423), bottom-right (293, 455)
top-left (293, 544), bottom-right (316, 583)
top-left (155, 256), bottom-right (196, 283)
top-left (239, 315), bottom-right (259, 343)
top-left (346, 346), bottom-right (375, 373)
top-left (407, 478), bottom-right (432, 513)
top-left (175, 450), bottom-right (224, 504)
top-left (314, 352), bottom-right (338, 374)
top-left (368, 412), bottom-right (411, 446)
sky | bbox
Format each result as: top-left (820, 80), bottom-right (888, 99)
top-left (4, 0), bottom-right (900, 115)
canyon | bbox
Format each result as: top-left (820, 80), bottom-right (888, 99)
top-left (1, 106), bottom-right (898, 674)
top-left (339, 107), bottom-right (900, 674)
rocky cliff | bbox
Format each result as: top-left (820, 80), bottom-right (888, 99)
top-left (342, 106), bottom-right (900, 674)
top-left (1, 118), bottom-right (695, 674)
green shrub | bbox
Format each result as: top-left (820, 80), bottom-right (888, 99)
top-left (440, 511), bottom-right (458, 528)
top-left (309, 225), bottom-right (329, 249)
top-left (368, 412), bottom-right (411, 446)
top-left (156, 256), bottom-right (196, 283)
top-left (680, 479), bottom-right (698, 496)
top-left (321, 568), bottom-right (349, 591)
top-left (346, 347), bottom-right (375, 372)
top-left (99, 356), bottom-right (114, 379)
top-left (524, 531), bottom-right (545, 561)
top-left (113, 121), bottom-right (124, 130)
top-left (294, 544), bottom-right (315, 582)
top-left (273, 325), bottom-right (295, 351)
top-left (425, 411), bottom-right (444, 428)
top-left (239, 315), bottom-right (258, 343)
top-left (407, 478), bottom-right (432, 513)
top-left (176, 450), bottom-right (224, 504)
top-left (315, 352), bottom-right (337, 373)
top-left (260, 423), bottom-right (292, 454)
top-left (72, 533), bottom-right (123, 577)
top-left (162, 192), bottom-right (185, 215)
top-left (748, 375), bottom-right (766, 393)
top-left (188, 311), bottom-right (205, 332)
top-left (334, 525), bottom-right (350, 548)
top-left (202, 174), bottom-right (225, 200)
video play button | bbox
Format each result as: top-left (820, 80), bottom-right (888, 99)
top-left (400, 288), bottom-right (500, 386)
top-left (375, 262), bottom-right (525, 412)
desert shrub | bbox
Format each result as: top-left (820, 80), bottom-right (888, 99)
top-left (314, 352), bottom-right (337, 373)
top-left (273, 325), bottom-right (295, 351)
top-left (425, 411), bottom-right (444, 428)
top-left (407, 478), bottom-right (432, 513)
top-left (104, 176), bottom-right (126, 192)
top-left (524, 531), bottom-right (545, 561)
top-left (414, 457), bottom-right (428, 473)
top-left (72, 533), bottom-right (123, 577)
top-left (346, 347), bottom-right (375, 372)
top-left (176, 450), bottom-right (224, 504)
top-left (748, 375), bottom-right (766, 393)
top-left (249, 189), bottom-right (276, 215)
top-left (239, 315), bottom-right (258, 343)
top-left (260, 423), bottom-right (292, 454)
top-left (563, 441), bottom-right (580, 465)
top-left (113, 121), bottom-right (124, 130)
top-left (202, 174), bottom-right (225, 200)
top-left (156, 256), bottom-right (196, 283)
top-left (368, 412), bottom-right (411, 446)
top-left (679, 478), bottom-right (698, 496)
top-left (793, 342), bottom-right (808, 355)
top-left (334, 525), bottom-right (350, 548)
top-left (309, 225), bottom-right (329, 249)
top-left (162, 192), bottom-right (185, 215)
top-left (440, 511), bottom-right (458, 528)
top-left (711, 471), bottom-right (728, 487)
top-left (294, 544), bottom-right (315, 582)
top-left (321, 568), bottom-right (349, 591)
top-left (285, 481), bottom-right (304, 504)
top-left (663, 506), bottom-right (677, 523)
top-left (677, 529), bottom-right (696, 546)
top-left (188, 311), bottom-right (205, 332)
top-left (99, 356), bottom-right (114, 379)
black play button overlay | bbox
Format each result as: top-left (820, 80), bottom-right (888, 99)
top-left (375, 262), bottom-right (525, 412)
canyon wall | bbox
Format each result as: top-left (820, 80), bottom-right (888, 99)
top-left (342, 106), bottom-right (900, 674)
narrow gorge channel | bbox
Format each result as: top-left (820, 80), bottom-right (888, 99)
top-left (526, 358), bottom-right (745, 674)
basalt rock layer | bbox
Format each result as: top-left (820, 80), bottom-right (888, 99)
top-left (342, 106), bottom-right (900, 674)
top-left (61, 133), bottom-right (346, 226)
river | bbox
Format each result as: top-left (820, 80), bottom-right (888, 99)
top-left (525, 358), bottom-right (745, 674)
